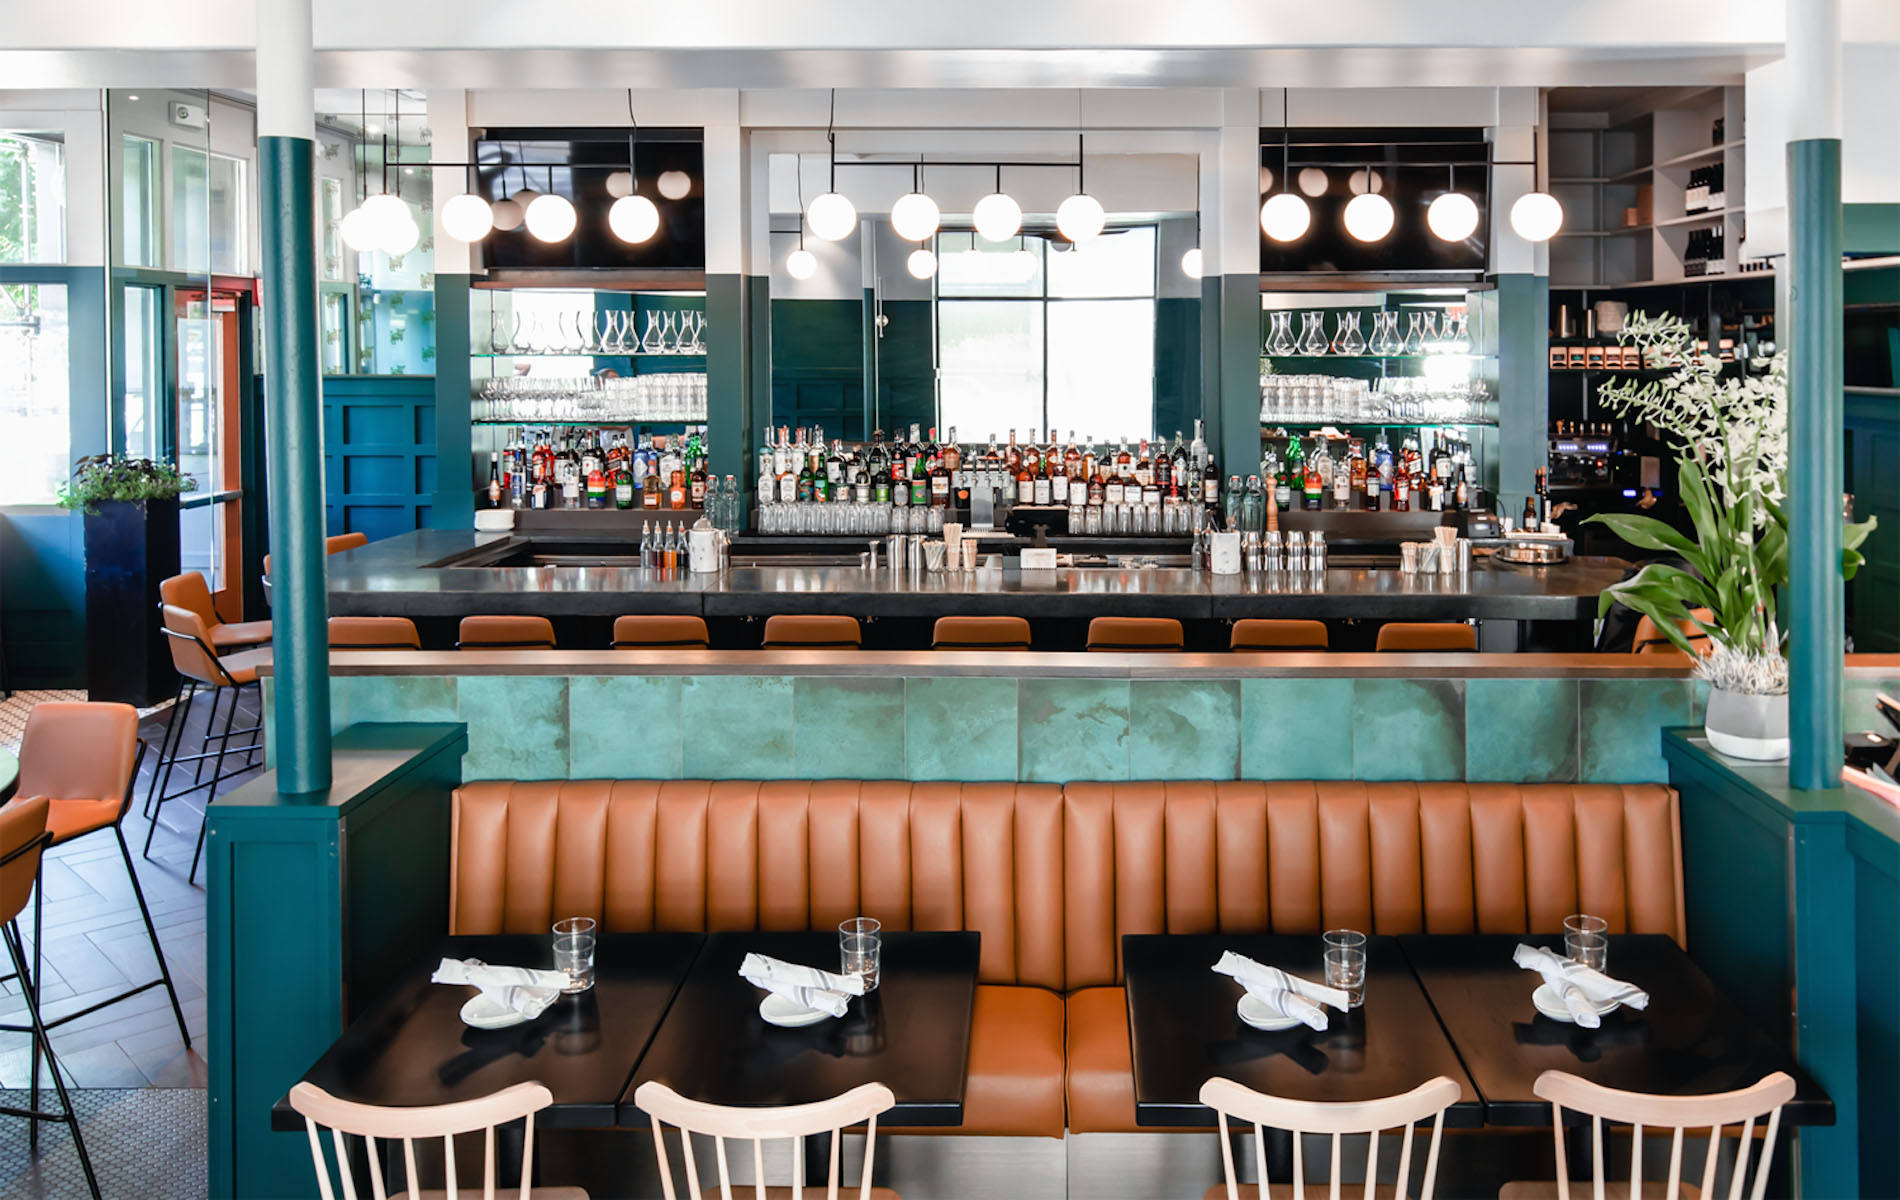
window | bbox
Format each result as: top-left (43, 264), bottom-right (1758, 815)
top-left (319, 176), bottom-right (345, 281)
top-left (171, 145), bottom-right (246, 275)
top-left (0, 132), bottom-right (66, 264)
top-left (122, 134), bottom-right (160, 267)
top-left (122, 285), bottom-right (163, 459)
top-left (937, 226), bottom-right (1157, 443)
top-left (0, 283), bottom-right (70, 504)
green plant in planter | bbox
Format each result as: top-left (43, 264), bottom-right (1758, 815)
top-left (55, 455), bottom-right (194, 516)
top-left (1584, 313), bottom-right (1875, 695)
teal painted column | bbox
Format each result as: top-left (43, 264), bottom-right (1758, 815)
top-left (706, 273), bottom-right (751, 486)
top-left (1215, 273), bottom-right (1260, 480)
top-left (1787, 137), bottom-right (1845, 790)
top-left (431, 272), bottom-right (474, 530)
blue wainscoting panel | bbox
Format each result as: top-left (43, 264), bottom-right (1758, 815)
top-left (0, 510), bottom-right (87, 688)
top-left (322, 375), bottom-right (437, 540)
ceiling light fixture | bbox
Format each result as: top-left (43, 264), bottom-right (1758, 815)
top-left (524, 165), bottom-right (577, 242)
top-left (1260, 89), bottom-right (1311, 243)
top-left (656, 170), bottom-right (692, 200)
top-left (890, 162), bottom-right (941, 242)
top-left (907, 248), bottom-right (938, 279)
top-left (1182, 153), bottom-right (1205, 279)
top-left (785, 153), bottom-right (818, 280)
top-left (1056, 132), bottom-right (1105, 245)
top-left (608, 90), bottom-right (662, 244)
top-left (1426, 164), bottom-right (1479, 242)
top-left (807, 89), bottom-right (858, 241)
top-left (1343, 164), bottom-right (1396, 242)
top-left (974, 165), bottom-right (1023, 242)
top-left (1508, 134), bottom-right (1564, 242)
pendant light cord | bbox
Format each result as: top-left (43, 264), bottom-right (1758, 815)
top-left (626, 88), bottom-right (641, 192)
top-left (391, 90), bottom-right (401, 200)
top-left (827, 88), bottom-right (838, 193)
top-left (1281, 87), bottom-right (1292, 191)
top-left (795, 152), bottom-right (806, 249)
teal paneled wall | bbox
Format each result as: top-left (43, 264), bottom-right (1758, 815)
top-left (1845, 389), bottom-right (1898, 651)
top-left (0, 511), bottom-right (86, 687)
top-left (876, 298), bottom-right (935, 440)
top-left (430, 273), bottom-right (474, 530)
top-left (1154, 295), bottom-right (1202, 443)
top-left (770, 298), bottom-right (865, 439)
top-left (322, 374), bottom-right (438, 541)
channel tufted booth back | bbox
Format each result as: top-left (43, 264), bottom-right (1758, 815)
top-left (1061, 780), bottom-right (1685, 990)
top-left (450, 780), bottom-right (1066, 990)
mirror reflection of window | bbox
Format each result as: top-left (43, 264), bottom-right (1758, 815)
top-left (171, 145), bottom-right (247, 275)
top-left (0, 131), bottom-right (66, 264)
top-left (0, 283), bottom-right (70, 504)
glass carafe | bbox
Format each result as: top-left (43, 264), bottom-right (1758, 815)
top-left (1332, 310), bottom-right (1366, 356)
top-left (1265, 310), bottom-right (1298, 357)
top-left (1443, 309), bottom-right (1473, 355)
top-left (1297, 311), bottom-right (1329, 356)
top-left (1399, 310), bottom-right (1433, 356)
top-left (1369, 310), bottom-right (1400, 356)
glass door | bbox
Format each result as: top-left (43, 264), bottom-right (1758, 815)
top-left (175, 288), bottom-right (245, 615)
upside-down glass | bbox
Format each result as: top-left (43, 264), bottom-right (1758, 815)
top-left (840, 917), bottom-right (882, 992)
top-left (553, 916), bottom-right (597, 993)
top-left (1564, 913), bottom-right (1609, 971)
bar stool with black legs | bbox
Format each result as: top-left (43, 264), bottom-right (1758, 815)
top-left (148, 604), bottom-right (268, 885)
top-left (1086, 616), bottom-right (1184, 652)
top-left (933, 615), bottom-right (1032, 650)
top-left (761, 614), bottom-right (862, 649)
top-left (0, 796), bottom-right (101, 1199)
top-left (158, 570), bottom-right (272, 653)
top-left (1230, 618), bottom-right (1329, 651)
top-left (9, 703), bottom-right (192, 1104)
top-left (612, 615), bottom-right (710, 649)
top-left (1375, 621), bottom-right (1478, 652)
top-left (328, 615), bottom-right (421, 650)
top-left (458, 615), bottom-right (557, 649)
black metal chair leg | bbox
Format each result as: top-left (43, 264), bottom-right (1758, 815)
top-left (190, 684), bottom-right (228, 789)
top-left (29, 882), bottom-right (42, 1148)
top-left (189, 684), bottom-right (245, 888)
top-left (3, 924), bottom-right (101, 1200)
top-left (144, 680), bottom-right (194, 819)
top-left (116, 827), bottom-right (192, 1049)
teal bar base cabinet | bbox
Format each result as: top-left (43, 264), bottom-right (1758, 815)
top-left (1666, 730), bottom-right (1899, 1200)
top-left (206, 722), bottom-right (466, 1200)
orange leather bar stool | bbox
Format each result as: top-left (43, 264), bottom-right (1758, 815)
top-left (0, 795), bottom-right (100, 1197)
top-left (1230, 618), bottom-right (1329, 651)
top-left (1375, 622), bottom-right (1478, 652)
top-left (1633, 608), bottom-right (1715, 657)
top-left (328, 616), bottom-right (421, 650)
top-left (612, 615), bottom-right (711, 649)
top-left (159, 570), bottom-right (271, 652)
top-left (761, 614), bottom-right (862, 649)
top-left (9, 704), bottom-right (192, 1078)
top-left (149, 604), bottom-right (270, 883)
top-left (261, 531), bottom-right (371, 578)
top-left (458, 615), bottom-right (557, 650)
top-left (1086, 617), bottom-right (1184, 653)
top-left (933, 616), bottom-right (1032, 651)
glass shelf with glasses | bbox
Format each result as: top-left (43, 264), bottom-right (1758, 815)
top-left (475, 373), bottom-right (709, 425)
top-left (1261, 421), bottom-right (1498, 431)
top-left (1257, 353), bottom-right (1495, 361)
top-left (471, 418), bottom-right (707, 427)
top-left (471, 351), bottom-right (707, 360)
top-left (1260, 374), bottom-right (1493, 428)
top-left (1262, 303), bottom-right (1479, 359)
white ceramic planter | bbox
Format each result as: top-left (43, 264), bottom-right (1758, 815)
top-left (1705, 688), bottom-right (1791, 761)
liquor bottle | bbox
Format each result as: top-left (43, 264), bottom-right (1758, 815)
top-left (795, 454), bottom-right (815, 503)
top-left (586, 457), bottom-right (609, 509)
top-left (669, 467), bottom-right (687, 510)
top-left (1243, 475), bottom-right (1266, 533)
top-left (1393, 458), bottom-right (1412, 512)
top-left (690, 452), bottom-right (709, 509)
top-left (1425, 443), bottom-right (1446, 513)
top-left (1534, 466), bottom-right (1551, 527)
top-left (1333, 444), bottom-right (1353, 509)
top-left (1087, 467), bottom-right (1105, 507)
top-left (1135, 439), bottom-right (1154, 489)
top-left (1189, 419), bottom-right (1210, 477)
top-left (1302, 445), bottom-right (1322, 511)
top-left (1103, 457), bottom-right (1125, 506)
top-left (1452, 464), bottom-right (1469, 512)
top-left (1312, 438), bottom-right (1334, 508)
top-left (1201, 453), bottom-right (1220, 507)
top-left (1066, 433), bottom-right (1084, 488)
top-left (1116, 440), bottom-right (1134, 483)
top-left (1168, 432), bottom-right (1187, 491)
top-left (1522, 492), bottom-right (1538, 530)
top-left (826, 438), bottom-right (845, 496)
top-left (1223, 475), bottom-right (1243, 529)
top-left (1374, 435), bottom-right (1394, 494)
top-left (615, 456), bottom-right (635, 509)
top-left (561, 437), bottom-right (583, 508)
top-left (487, 452), bottom-right (502, 507)
top-left (663, 522), bottom-right (679, 570)
top-left (1050, 433), bottom-right (1071, 505)
top-left (1283, 435), bottom-right (1306, 506)
top-left (909, 435), bottom-right (930, 507)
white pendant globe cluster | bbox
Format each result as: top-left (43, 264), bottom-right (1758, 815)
top-left (340, 192), bottom-right (421, 255)
top-left (1257, 168), bottom-right (1564, 245)
top-left (1343, 191), bottom-right (1396, 242)
top-left (890, 191), bottom-right (941, 242)
top-left (1426, 191), bottom-right (1480, 242)
top-left (806, 191), bottom-right (858, 242)
top-left (1509, 191), bottom-right (1564, 242)
top-left (971, 191), bottom-right (1022, 242)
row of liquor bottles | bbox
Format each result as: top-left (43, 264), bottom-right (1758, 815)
top-left (485, 427), bottom-right (716, 511)
top-left (1254, 429), bottom-right (1478, 513)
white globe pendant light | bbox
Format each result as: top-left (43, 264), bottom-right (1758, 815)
top-left (440, 193), bottom-right (495, 242)
top-left (1297, 167), bottom-right (1330, 198)
top-left (973, 184), bottom-right (1022, 243)
top-left (357, 192), bottom-right (410, 244)
top-left (1260, 192), bottom-right (1311, 242)
top-left (384, 216), bottom-right (421, 255)
top-left (1056, 192), bottom-right (1106, 244)
top-left (1180, 246), bottom-right (1204, 279)
top-left (609, 193), bottom-right (661, 244)
top-left (1510, 191), bottom-right (1564, 242)
top-left (1344, 192), bottom-right (1395, 244)
top-left (657, 169), bottom-right (692, 200)
top-left (786, 245), bottom-right (818, 280)
top-left (510, 186), bottom-right (541, 212)
top-left (891, 188), bottom-right (941, 242)
top-left (907, 248), bottom-right (938, 279)
top-left (339, 205), bottom-right (381, 252)
top-left (524, 192), bottom-right (577, 243)
top-left (807, 191), bottom-right (857, 241)
top-left (1427, 191), bottom-right (1480, 242)
top-left (604, 170), bottom-right (633, 199)
top-left (489, 196), bottom-right (524, 231)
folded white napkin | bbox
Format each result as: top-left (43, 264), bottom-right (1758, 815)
top-left (1212, 951), bottom-right (1351, 1031)
top-left (1513, 944), bottom-right (1650, 1028)
top-left (432, 957), bottom-right (567, 1020)
top-left (738, 952), bottom-right (865, 1019)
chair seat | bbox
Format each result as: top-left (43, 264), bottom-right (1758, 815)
top-left (1500, 1185), bottom-right (1702, 1199)
top-left (1066, 986), bottom-right (1204, 1134)
top-left (214, 647), bottom-right (271, 686)
top-left (758, 1189), bottom-right (899, 1199)
top-left (30, 795), bottom-right (122, 846)
top-left (887, 984), bottom-right (1065, 1138)
top-left (210, 619), bottom-right (273, 650)
top-left (394, 1190), bottom-right (590, 1200)
top-left (1205, 1185), bottom-right (1437, 1199)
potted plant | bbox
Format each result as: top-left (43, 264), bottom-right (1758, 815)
top-left (58, 456), bottom-right (194, 706)
top-left (1584, 314), bottom-right (1876, 760)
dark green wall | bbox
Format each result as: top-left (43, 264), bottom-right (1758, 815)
top-left (1846, 389), bottom-right (1899, 651)
top-left (1154, 295), bottom-right (1202, 443)
top-left (770, 298), bottom-right (865, 440)
top-left (323, 375), bottom-right (439, 541)
top-left (876, 298), bottom-right (935, 438)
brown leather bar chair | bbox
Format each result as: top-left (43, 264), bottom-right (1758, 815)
top-left (761, 614), bottom-right (862, 649)
top-left (150, 604), bottom-right (269, 884)
top-left (0, 795), bottom-right (100, 1198)
top-left (611, 615), bottom-right (711, 649)
top-left (458, 615), bottom-right (557, 650)
top-left (1376, 621), bottom-right (1478, 652)
top-left (1230, 618), bottom-right (1329, 652)
top-left (10, 704), bottom-right (191, 1079)
top-left (261, 531), bottom-right (372, 578)
top-left (1633, 607), bottom-right (1715, 657)
top-left (933, 615), bottom-right (1032, 651)
top-left (1086, 616), bottom-right (1184, 653)
top-left (327, 616), bottom-right (421, 650)
top-left (158, 570), bottom-right (271, 651)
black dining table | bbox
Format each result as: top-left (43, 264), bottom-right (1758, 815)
top-left (1123, 933), bottom-right (1484, 1128)
top-left (623, 929), bottom-right (980, 1127)
top-left (1399, 933), bottom-right (1835, 1127)
top-left (271, 932), bottom-right (704, 1130)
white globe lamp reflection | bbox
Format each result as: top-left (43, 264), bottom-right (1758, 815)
top-left (657, 170), bottom-right (692, 200)
top-left (608, 193), bottom-right (661, 244)
top-left (1180, 247), bottom-right (1204, 279)
top-left (1426, 191), bottom-right (1480, 242)
top-left (489, 197), bottom-right (525, 232)
top-left (1260, 193), bottom-right (1311, 242)
top-left (1297, 167), bottom-right (1330, 197)
top-left (339, 206), bottom-right (381, 252)
top-left (524, 192), bottom-right (577, 242)
top-left (1510, 191), bottom-right (1564, 242)
top-left (440, 193), bottom-right (495, 242)
top-left (383, 217), bottom-right (421, 255)
top-left (1343, 192), bottom-right (1396, 242)
top-left (604, 171), bottom-right (633, 199)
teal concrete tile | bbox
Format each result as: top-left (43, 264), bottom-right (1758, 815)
top-left (1845, 677), bottom-right (1900, 730)
top-left (459, 675), bottom-right (568, 780)
top-left (1689, 677), bottom-right (1711, 724)
top-left (681, 675), bottom-right (794, 779)
top-left (1351, 679), bottom-right (1466, 781)
top-left (1466, 677), bottom-right (1579, 783)
top-left (337, 674), bottom-right (458, 726)
top-left (1131, 680), bottom-right (1241, 780)
top-left (1019, 678), bottom-right (1130, 783)
top-left (568, 676), bottom-right (682, 779)
top-left (1580, 678), bottom-right (1692, 783)
top-left (1240, 678), bottom-right (1355, 780)
top-left (906, 677), bottom-right (1018, 781)
top-left (795, 677), bottom-right (907, 780)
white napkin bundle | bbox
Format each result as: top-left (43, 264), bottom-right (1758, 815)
top-left (1212, 951), bottom-right (1351, 1031)
top-left (1513, 943), bottom-right (1650, 1028)
top-left (739, 952), bottom-right (866, 1019)
top-left (432, 957), bottom-right (568, 1020)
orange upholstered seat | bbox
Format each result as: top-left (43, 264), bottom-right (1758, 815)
top-left (458, 615), bottom-right (557, 649)
top-left (761, 614), bottom-right (861, 649)
top-left (1375, 622), bottom-right (1478, 652)
top-left (328, 616), bottom-right (421, 650)
top-left (1086, 617), bottom-right (1183, 652)
top-left (612, 615), bottom-right (711, 649)
top-left (159, 571), bottom-right (271, 651)
top-left (933, 616), bottom-right (1032, 650)
top-left (1633, 608), bottom-right (1715, 657)
top-left (1230, 618), bottom-right (1329, 651)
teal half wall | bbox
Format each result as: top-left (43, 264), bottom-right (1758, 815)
top-left (322, 374), bottom-right (438, 541)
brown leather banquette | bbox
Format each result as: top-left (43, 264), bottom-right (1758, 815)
top-left (450, 779), bottom-right (1683, 1139)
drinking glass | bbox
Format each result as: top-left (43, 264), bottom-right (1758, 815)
top-left (1564, 914), bottom-right (1609, 970)
top-left (552, 916), bottom-right (597, 993)
top-left (840, 917), bottom-right (882, 992)
top-left (1323, 936), bottom-right (1367, 1010)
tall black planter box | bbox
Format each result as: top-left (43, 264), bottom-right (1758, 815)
top-left (84, 498), bottom-right (180, 707)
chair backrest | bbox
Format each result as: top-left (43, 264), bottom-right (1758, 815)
top-left (761, 614), bottom-right (861, 649)
top-left (288, 1080), bottom-right (555, 1200)
top-left (329, 616), bottom-right (422, 651)
top-left (327, 531), bottom-right (371, 555)
top-left (932, 616), bottom-right (1032, 651)
top-left (1086, 617), bottom-right (1184, 652)
top-left (458, 615), bottom-right (557, 649)
top-left (1633, 608), bottom-right (1715, 657)
top-left (613, 615), bottom-right (712, 649)
top-left (0, 796), bottom-right (51, 927)
top-left (162, 603), bottom-right (236, 686)
top-left (1532, 1070), bottom-right (1796, 1200)
top-left (159, 571), bottom-right (218, 630)
top-left (1375, 623), bottom-right (1477, 653)
top-left (1231, 618), bottom-right (1329, 651)
top-left (634, 1080), bottom-right (894, 1200)
top-left (1200, 1075), bottom-right (1462, 1200)
top-left (17, 702), bottom-right (142, 820)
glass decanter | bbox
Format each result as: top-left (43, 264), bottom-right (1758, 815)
top-left (1368, 310), bottom-right (1400, 356)
top-left (1265, 310), bottom-right (1298, 357)
top-left (1332, 310), bottom-right (1367, 356)
top-left (1297, 311), bottom-right (1329, 356)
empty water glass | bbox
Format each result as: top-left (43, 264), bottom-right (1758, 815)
top-left (1564, 914), bottom-right (1609, 970)
top-left (840, 917), bottom-right (882, 992)
top-left (1323, 929), bottom-right (1367, 1008)
top-left (552, 916), bottom-right (597, 993)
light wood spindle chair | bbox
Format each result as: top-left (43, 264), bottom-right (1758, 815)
top-left (288, 1080), bottom-right (587, 1200)
top-left (633, 1080), bottom-right (898, 1200)
top-left (1197, 1075), bottom-right (1462, 1200)
top-left (1499, 1069), bottom-right (1797, 1200)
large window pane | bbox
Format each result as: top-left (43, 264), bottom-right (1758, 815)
top-left (1048, 226), bottom-right (1156, 298)
top-left (122, 134), bottom-right (159, 267)
top-left (937, 233), bottom-right (1043, 299)
top-left (171, 146), bottom-right (246, 275)
top-left (0, 133), bottom-right (66, 264)
top-left (0, 283), bottom-right (70, 503)
top-left (122, 285), bottom-right (162, 459)
top-left (939, 300), bottom-right (1043, 441)
top-left (1047, 299), bottom-right (1156, 442)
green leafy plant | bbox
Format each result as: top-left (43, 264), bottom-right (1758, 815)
top-left (55, 455), bottom-right (194, 515)
top-left (1584, 313), bottom-right (1875, 694)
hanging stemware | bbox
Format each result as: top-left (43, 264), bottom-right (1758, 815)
top-left (1332, 310), bottom-right (1367, 356)
top-left (1265, 310), bottom-right (1298, 357)
top-left (1297, 310), bottom-right (1329, 356)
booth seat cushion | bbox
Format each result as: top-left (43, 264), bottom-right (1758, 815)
top-left (888, 984), bottom-right (1067, 1138)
